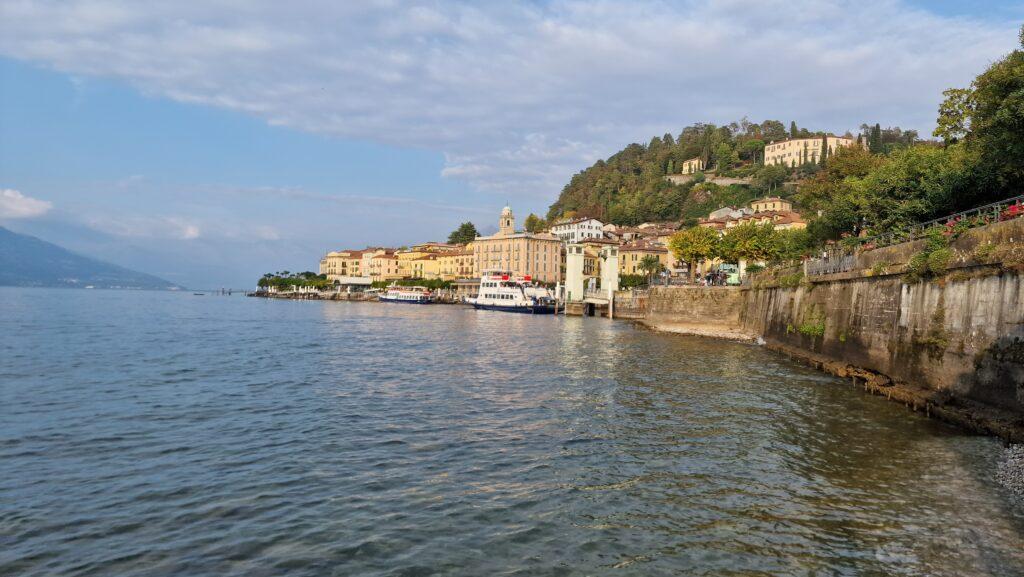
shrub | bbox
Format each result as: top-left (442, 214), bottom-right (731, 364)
top-left (973, 243), bottom-right (996, 261)
top-left (746, 263), bottom-right (765, 274)
top-left (927, 248), bottom-right (953, 275)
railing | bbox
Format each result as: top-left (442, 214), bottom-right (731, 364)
top-left (802, 194), bottom-right (1024, 277)
top-left (850, 194), bottom-right (1024, 252)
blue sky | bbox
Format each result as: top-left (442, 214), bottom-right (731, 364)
top-left (0, 1), bottom-right (1020, 288)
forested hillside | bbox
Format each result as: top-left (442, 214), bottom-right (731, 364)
top-left (547, 119), bottom-right (919, 227)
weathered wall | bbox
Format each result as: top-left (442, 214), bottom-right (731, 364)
top-left (625, 218), bottom-right (1024, 424)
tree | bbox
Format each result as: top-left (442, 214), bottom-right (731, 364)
top-left (668, 226), bottom-right (721, 282)
top-left (754, 163), bottom-right (789, 193)
top-left (963, 27), bottom-right (1024, 199)
top-left (790, 121), bottom-right (798, 138)
top-left (933, 88), bottom-right (974, 145)
top-left (819, 135), bottom-right (829, 166)
top-left (637, 254), bottom-right (665, 285)
top-left (447, 222), bottom-right (479, 244)
top-left (523, 213), bottom-right (547, 233)
top-left (719, 222), bottom-right (781, 277)
top-left (868, 123), bottom-right (883, 153)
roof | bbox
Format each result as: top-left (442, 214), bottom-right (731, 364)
top-left (754, 197), bottom-right (787, 203)
top-left (553, 216), bottom-right (603, 226)
top-left (620, 241), bottom-right (668, 253)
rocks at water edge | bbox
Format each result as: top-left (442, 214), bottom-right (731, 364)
top-left (996, 445), bottom-right (1024, 498)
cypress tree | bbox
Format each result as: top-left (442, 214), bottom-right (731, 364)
top-left (869, 123), bottom-right (883, 153)
top-left (790, 121), bottom-right (798, 138)
top-left (819, 136), bottom-right (829, 166)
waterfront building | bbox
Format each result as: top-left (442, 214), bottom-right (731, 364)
top-left (764, 136), bottom-right (856, 167)
top-left (410, 254), bottom-right (441, 279)
top-left (619, 241), bottom-right (672, 276)
top-left (319, 249), bottom-right (366, 280)
top-left (472, 206), bottom-right (563, 284)
top-left (680, 157), bottom-right (704, 174)
top-left (549, 217), bottom-right (605, 243)
top-left (437, 245), bottom-right (476, 280)
top-left (369, 251), bottom-right (403, 282)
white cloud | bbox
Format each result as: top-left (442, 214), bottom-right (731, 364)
top-left (86, 215), bottom-right (201, 240)
top-left (0, 189), bottom-right (53, 219)
top-left (0, 1), bottom-right (1017, 198)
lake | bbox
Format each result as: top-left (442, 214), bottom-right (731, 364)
top-left (2, 287), bottom-right (1023, 576)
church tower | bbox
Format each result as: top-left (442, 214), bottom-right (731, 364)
top-left (499, 205), bottom-right (515, 236)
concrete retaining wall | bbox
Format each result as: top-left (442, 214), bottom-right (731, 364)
top-left (622, 218), bottom-right (1024, 430)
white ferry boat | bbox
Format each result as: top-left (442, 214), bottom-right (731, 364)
top-left (465, 271), bottom-right (557, 314)
top-left (378, 285), bottom-right (434, 304)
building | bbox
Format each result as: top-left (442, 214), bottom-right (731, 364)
top-left (698, 196), bottom-right (807, 231)
top-left (549, 217), bottom-right (605, 243)
top-left (369, 251), bottom-right (403, 282)
top-left (472, 206), bottom-right (564, 284)
top-left (619, 241), bottom-right (671, 276)
top-left (751, 197), bottom-right (793, 213)
top-left (409, 254), bottom-right (441, 279)
top-left (680, 157), bottom-right (704, 174)
top-left (319, 249), bottom-right (366, 280)
top-left (437, 246), bottom-right (476, 280)
top-left (764, 136), bottom-right (856, 167)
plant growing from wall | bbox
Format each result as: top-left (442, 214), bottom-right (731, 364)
top-left (904, 226), bottom-right (956, 283)
top-left (798, 307), bottom-right (826, 339)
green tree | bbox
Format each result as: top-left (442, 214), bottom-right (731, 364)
top-left (637, 254), bottom-right (665, 285)
top-left (868, 123), bottom-right (883, 153)
top-left (790, 121), bottom-right (798, 138)
top-left (963, 27), bottom-right (1024, 199)
top-left (933, 88), bottom-right (974, 144)
top-left (776, 228), bottom-right (813, 262)
top-left (719, 222), bottom-right (781, 277)
top-left (754, 163), bottom-right (789, 193)
top-left (447, 222), bottom-right (479, 244)
top-left (523, 213), bottom-right (547, 233)
top-left (854, 145), bottom-right (969, 234)
top-left (668, 226), bottom-right (721, 282)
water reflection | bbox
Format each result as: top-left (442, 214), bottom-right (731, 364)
top-left (1, 290), bottom-right (1022, 577)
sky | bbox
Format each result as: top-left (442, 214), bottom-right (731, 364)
top-left (0, 1), bottom-right (1021, 289)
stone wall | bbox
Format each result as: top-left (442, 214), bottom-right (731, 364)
top-left (620, 218), bottom-right (1024, 429)
top-left (742, 218), bottom-right (1024, 416)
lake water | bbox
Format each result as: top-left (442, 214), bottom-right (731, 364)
top-left (2, 287), bottom-right (1023, 576)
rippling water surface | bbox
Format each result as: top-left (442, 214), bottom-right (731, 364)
top-left (2, 288), bottom-right (1024, 576)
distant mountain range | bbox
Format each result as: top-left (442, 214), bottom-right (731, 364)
top-left (0, 226), bottom-right (180, 290)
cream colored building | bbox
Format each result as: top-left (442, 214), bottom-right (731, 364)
top-left (699, 196), bottom-right (806, 231)
top-left (764, 136), bottom-right (856, 167)
top-left (681, 157), bottom-right (705, 174)
top-left (319, 249), bottom-right (366, 280)
top-left (472, 206), bottom-right (563, 284)
top-left (369, 252), bottom-right (403, 282)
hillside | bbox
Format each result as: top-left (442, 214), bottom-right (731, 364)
top-left (0, 226), bottom-right (179, 289)
top-left (546, 120), bottom-right (917, 226)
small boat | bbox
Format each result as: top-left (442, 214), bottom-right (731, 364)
top-left (465, 271), bottom-right (556, 314)
top-left (378, 285), bottom-right (434, 304)
top-left (193, 292), bottom-right (205, 296)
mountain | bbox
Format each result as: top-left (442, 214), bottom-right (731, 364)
top-left (0, 226), bottom-right (180, 289)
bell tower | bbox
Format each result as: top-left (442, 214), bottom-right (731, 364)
top-left (499, 205), bottom-right (515, 236)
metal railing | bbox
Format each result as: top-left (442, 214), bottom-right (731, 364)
top-left (802, 194), bottom-right (1024, 277)
top-left (850, 194), bottom-right (1024, 252)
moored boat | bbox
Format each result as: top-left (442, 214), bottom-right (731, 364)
top-left (378, 285), bottom-right (434, 304)
top-left (465, 271), bottom-right (556, 314)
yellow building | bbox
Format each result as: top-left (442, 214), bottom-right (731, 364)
top-left (410, 254), bottom-right (442, 279)
top-left (751, 197), bottom-right (793, 213)
top-left (619, 242), bottom-right (672, 276)
top-left (764, 136), bottom-right (856, 167)
top-left (680, 157), bottom-right (705, 174)
top-left (472, 206), bottom-right (563, 284)
top-left (437, 245), bottom-right (476, 280)
top-left (369, 252), bottom-right (403, 282)
top-left (319, 249), bottom-right (366, 280)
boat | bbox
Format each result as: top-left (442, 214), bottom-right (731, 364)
top-left (378, 285), bottom-right (434, 304)
top-left (465, 271), bottom-right (557, 314)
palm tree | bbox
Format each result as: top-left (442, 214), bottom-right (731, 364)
top-left (637, 255), bottom-right (664, 286)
